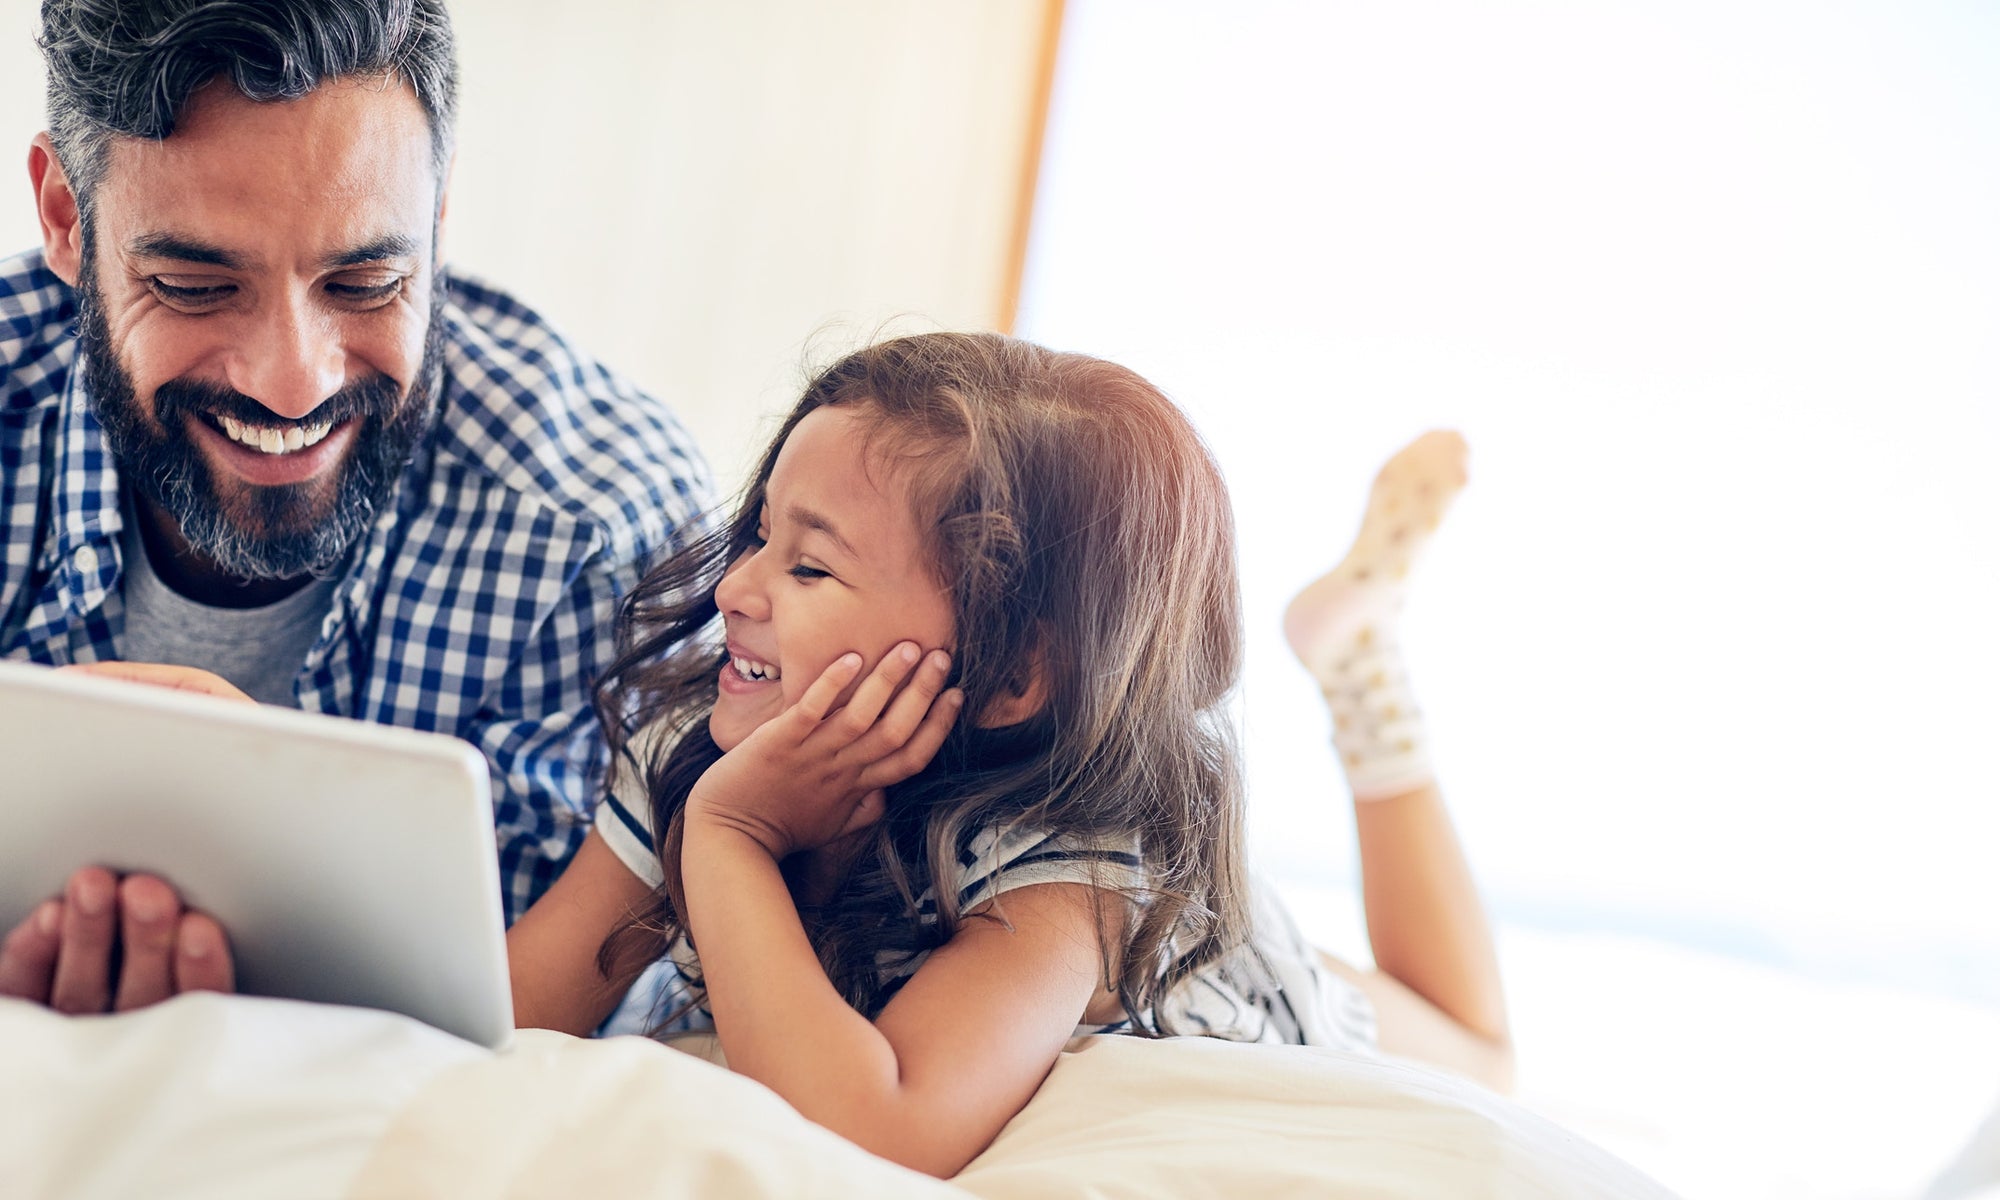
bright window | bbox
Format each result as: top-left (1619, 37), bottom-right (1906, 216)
top-left (1017, 3), bottom-right (2000, 1196)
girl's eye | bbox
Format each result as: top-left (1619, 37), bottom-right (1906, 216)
top-left (788, 564), bottom-right (829, 581)
top-left (148, 279), bottom-right (234, 309)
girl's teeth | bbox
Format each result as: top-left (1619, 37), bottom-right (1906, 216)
top-left (732, 656), bottom-right (780, 681)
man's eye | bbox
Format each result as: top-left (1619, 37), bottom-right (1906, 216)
top-left (148, 279), bottom-right (233, 307)
top-left (788, 564), bottom-right (829, 581)
top-left (327, 277), bottom-right (404, 306)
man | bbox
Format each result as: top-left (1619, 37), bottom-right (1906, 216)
top-left (0, 0), bottom-right (711, 1010)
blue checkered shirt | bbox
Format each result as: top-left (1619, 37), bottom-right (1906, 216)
top-left (0, 248), bottom-right (714, 923)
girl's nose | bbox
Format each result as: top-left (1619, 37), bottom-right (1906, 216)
top-left (713, 547), bottom-right (769, 620)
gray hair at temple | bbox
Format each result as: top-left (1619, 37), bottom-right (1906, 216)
top-left (37, 0), bottom-right (458, 224)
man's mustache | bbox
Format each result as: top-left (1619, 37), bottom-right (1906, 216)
top-left (152, 375), bottom-right (402, 430)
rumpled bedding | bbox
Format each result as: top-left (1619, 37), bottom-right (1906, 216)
top-left (2, 993), bottom-right (1676, 1198)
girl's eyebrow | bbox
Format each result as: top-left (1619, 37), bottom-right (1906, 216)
top-left (784, 502), bottom-right (858, 559)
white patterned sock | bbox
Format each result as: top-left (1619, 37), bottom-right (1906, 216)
top-left (1283, 430), bottom-right (1467, 801)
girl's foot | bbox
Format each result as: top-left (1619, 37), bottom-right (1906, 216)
top-left (1282, 430), bottom-right (1468, 674)
top-left (1284, 430), bottom-right (1467, 799)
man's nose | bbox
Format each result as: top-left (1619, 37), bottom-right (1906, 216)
top-left (224, 291), bottom-right (345, 420)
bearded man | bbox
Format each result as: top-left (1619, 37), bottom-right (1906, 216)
top-left (0, 0), bottom-right (711, 1009)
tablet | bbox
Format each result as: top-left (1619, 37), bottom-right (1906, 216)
top-left (0, 661), bottom-right (515, 1048)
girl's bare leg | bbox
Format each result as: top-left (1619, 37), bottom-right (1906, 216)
top-left (1283, 431), bottom-right (1513, 1091)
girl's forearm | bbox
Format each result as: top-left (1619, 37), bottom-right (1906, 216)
top-left (507, 831), bottom-right (656, 1035)
top-left (679, 820), bottom-right (943, 1161)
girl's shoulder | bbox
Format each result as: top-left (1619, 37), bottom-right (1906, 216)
top-left (947, 824), bottom-right (1148, 913)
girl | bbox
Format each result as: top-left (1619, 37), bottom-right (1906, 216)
top-left (504, 332), bottom-right (1511, 1177)
top-left (12, 331), bottom-right (1505, 1176)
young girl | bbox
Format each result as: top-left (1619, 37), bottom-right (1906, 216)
top-left (504, 331), bottom-right (1511, 1177)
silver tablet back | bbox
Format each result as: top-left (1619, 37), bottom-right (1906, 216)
top-left (0, 662), bottom-right (514, 1048)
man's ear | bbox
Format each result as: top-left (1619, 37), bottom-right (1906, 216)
top-left (29, 133), bottom-right (83, 287)
top-left (974, 641), bottom-right (1049, 729)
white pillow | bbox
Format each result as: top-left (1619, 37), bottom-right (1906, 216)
top-left (957, 1035), bottom-right (1679, 1199)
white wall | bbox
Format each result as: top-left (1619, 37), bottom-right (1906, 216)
top-left (0, 0), bottom-right (1053, 494)
top-left (0, 6), bottom-right (40, 209)
top-left (447, 1), bottom-right (1051, 490)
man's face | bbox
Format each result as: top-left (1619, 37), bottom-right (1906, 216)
top-left (73, 77), bottom-right (445, 580)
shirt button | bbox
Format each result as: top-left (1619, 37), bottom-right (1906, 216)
top-left (72, 545), bottom-right (99, 575)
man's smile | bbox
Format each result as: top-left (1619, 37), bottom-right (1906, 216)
top-left (185, 408), bottom-right (360, 488)
top-left (213, 412), bottom-right (336, 454)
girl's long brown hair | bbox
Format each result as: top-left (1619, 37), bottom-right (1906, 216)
top-left (595, 331), bottom-right (1249, 1031)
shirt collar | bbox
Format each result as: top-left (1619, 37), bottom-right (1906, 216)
top-left (42, 350), bottom-right (126, 618)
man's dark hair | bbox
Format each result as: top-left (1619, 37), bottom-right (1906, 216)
top-left (38, 0), bottom-right (457, 222)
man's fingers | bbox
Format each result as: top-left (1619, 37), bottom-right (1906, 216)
top-left (60, 661), bottom-right (256, 704)
top-left (48, 867), bottom-right (118, 1014)
top-left (0, 899), bottom-right (64, 1002)
top-left (5, 871), bottom-right (235, 1013)
top-left (112, 875), bottom-right (182, 1012)
top-left (174, 912), bottom-right (235, 995)
top-left (859, 687), bottom-right (964, 791)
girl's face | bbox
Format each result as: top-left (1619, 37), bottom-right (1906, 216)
top-left (709, 405), bottom-right (956, 752)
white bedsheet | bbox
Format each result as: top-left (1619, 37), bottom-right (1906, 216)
top-left (2, 993), bottom-right (1677, 1198)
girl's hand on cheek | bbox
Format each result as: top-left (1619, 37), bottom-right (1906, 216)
top-left (687, 642), bottom-right (962, 859)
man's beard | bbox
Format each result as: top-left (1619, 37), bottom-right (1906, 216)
top-left (78, 275), bottom-right (445, 583)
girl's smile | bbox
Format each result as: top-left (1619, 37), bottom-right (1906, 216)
top-left (720, 640), bottom-right (782, 688)
top-left (708, 404), bottom-right (954, 752)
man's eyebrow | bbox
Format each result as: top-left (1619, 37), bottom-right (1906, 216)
top-left (786, 503), bottom-right (858, 560)
top-left (123, 233), bottom-right (421, 271)
top-left (126, 233), bottom-right (244, 269)
top-left (322, 235), bottom-right (421, 269)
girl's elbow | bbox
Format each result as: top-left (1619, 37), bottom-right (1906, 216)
top-left (1473, 1031), bottom-right (1517, 1095)
top-left (876, 1137), bottom-right (988, 1181)
top-left (833, 1101), bottom-right (1009, 1179)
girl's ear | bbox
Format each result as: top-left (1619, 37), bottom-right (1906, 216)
top-left (974, 639), bottom-right (1048, 729)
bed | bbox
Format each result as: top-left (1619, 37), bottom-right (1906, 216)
top-left (4, 991), bottom-right (1677, 1198)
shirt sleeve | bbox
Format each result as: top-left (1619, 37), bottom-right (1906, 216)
top-left (593, 720), bottom-right (670, 889)
top-left (460, 539), bottom-right (648, 922)
top-left (948, 825), bottom-right (1148, 913)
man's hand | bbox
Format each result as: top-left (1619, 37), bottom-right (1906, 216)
top-left (0, 867), bottom-right (235, 1013)
top-left (0, 666), bottom-right (245, 1009)
top-left (60, 661), bottom-right (256, 703)
top-left (0, 665), bottom-right (246, 1011)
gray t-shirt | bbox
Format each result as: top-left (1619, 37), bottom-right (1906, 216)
top-left (117, 515), bottom-right (339, 707)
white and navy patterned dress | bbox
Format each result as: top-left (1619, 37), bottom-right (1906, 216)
top-left (594, 758), bottom-right (1376, 1051)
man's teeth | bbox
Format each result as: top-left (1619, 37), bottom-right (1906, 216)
top-left (732, 656), bottom-right (781, 682)
top-left (217, 414), bottom-right (335, 455)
